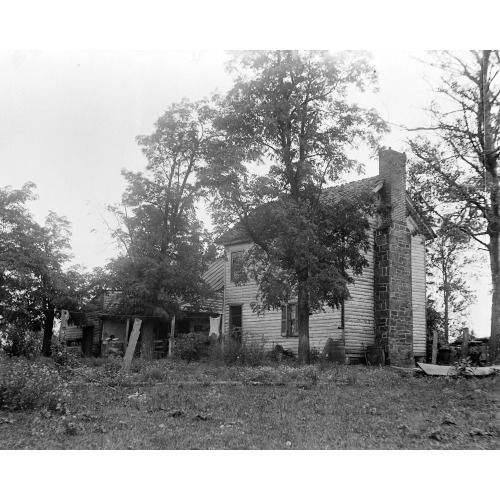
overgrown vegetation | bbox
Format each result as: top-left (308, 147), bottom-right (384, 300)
top-left (0, 355), bottom-right (71, 411)
top-left (1, 353), bottom-right (500, 450)
top-left (0, 324), bottom-right (42, 359)
top-left (173, 331), bottom-right (268, 366)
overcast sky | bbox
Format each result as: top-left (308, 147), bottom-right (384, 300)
top-left (0, 49), bottom-right (491, 336)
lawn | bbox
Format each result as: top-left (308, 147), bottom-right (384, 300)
top-left (1, 356), bottom-right (500, 450)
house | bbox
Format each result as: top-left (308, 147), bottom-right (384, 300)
top-left (218, 148), bottom-right (435, 367)
top-left (59, 259), bottom-right (224, 357)
top-left (97, 264), bottom-right (223, 358)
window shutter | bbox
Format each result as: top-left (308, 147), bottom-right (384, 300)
top-left (290, 304), bottom-right (297, 337)
top-left (281, 306), bottom-right (287, 336)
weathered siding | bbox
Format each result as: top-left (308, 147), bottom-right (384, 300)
top-left (102, 320), bottom-right (127, 342)
top-left (224, 238), bottom-right (372, 358)
top-left (411, 233), bottom-right (426, 356)
top-left (344, 230), bottom-right (375, 358)
top-left (64, 325), bottom-right (84, 341)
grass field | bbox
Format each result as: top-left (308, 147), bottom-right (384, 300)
top-left (1, 357), bottom-right (500, 450)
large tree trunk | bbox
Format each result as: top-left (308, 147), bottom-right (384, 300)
top-left (489, 232), bottom-right (500, 362)
top-left (42, 308), bottom-right (54, 357)
top-left (297, 278), bottom-right (310, 364)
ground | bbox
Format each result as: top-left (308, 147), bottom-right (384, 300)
top-left (1, 357), bottom-right (500, 450)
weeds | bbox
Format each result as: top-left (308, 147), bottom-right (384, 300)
top-left (0, 356), bottom-right (72, 411)
top-left (0, 324), bottom-right (42, 359)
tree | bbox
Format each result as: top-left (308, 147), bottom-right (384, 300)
top-left (105, 99), bottom-right (217, 337)
top-left (0, 183), bottom-right (90, 355)
top-left (426, 218), bottom-right (477, 343)
top-left (407, 50), bottom-right (500, 360)
top-left (207, 51), bottom-right (388, 363)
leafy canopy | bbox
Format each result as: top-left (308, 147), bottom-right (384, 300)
top-left (208, 51), bottom-right (387, 324)
top-left (105, 99), bottom-right (218, 317)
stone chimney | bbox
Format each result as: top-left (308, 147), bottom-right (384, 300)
top-left (374, 148), bottom-right (413, 367)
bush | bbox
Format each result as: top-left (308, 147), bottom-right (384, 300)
top-left (50, 337), bottom-right (78, 367)
top-left (0, 324), bottom-right (42, 359)
top-left (0, 356), bottom-right (72, 411)
top-left (174, 332), bottom-right (213, 362)
top-left (209, 335), bottom-right (267, 366)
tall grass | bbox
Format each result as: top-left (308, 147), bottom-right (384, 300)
top-left (0, 355), bottom-right (71, 411)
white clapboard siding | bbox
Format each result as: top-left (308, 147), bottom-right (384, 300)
top-left (224, 218), bottom-right (428, 360)
top-left (224, 238), bottom-right (371, 357)
top-left (344, 230), bottom-right (375, 357)
top-left (412, 233), bottom-right (427, 356)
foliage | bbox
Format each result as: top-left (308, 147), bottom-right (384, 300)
top-left (50, 337), bottom-right (77, 367)
top-left (453, 356), bottom-right (474, 378)
top-left (0, 183), bottom-right (93, 337)
top-left (425, 218), bottom-right (478, 342)
top-left (0, 324), bottom-right (42, 359)
top-left (207, 50), bottom-right (388, 363)
top-left (210, 336), bottom-right (268, 366)
top-left (104, 99), bottom-right (218, 318)
top-left (3, 359), bottom-right (499, 449)
top-left (0, 356), bottom-right (71, 411)
top-left (174, 332), bottom-right (214, 362)
top-left (173, 330), bottom-right (268, 366)
top-left (407, 50), bottom-right (500, 359)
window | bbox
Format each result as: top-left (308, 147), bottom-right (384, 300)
top-left (230, 251), bottom-right (244, 282)
top-left (229, 305), bottom-right (242, 330)
top-left (229, 305), bottom-right (242, 341)
top-left (281, 303), bottom-right (298, 337)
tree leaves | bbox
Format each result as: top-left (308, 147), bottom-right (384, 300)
top-left (104, 99), bottom-right (218, 317)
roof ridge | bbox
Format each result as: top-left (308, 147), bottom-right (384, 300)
top-left (325, 175), bottom-right (380, 190)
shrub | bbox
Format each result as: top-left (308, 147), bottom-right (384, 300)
top-left (0, 356), bottom-right (72, 411)
top-left (50, 337), bottom-right (78, 367)
top-left (174, 332), bottom-right (213, 362)
top-left (209, 335), bottom-right (267, 367)
top-left (0, 324), bottom-right (42, 359)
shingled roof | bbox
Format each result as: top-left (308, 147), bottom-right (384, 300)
top-left (219, 175), bottom-right (435, 245)
top-left (219, 176), bottom-right (383, 246)
top-left (323, 175), bottom-right (383, 204)
top-left (202, 258), bottom-right (224, 291)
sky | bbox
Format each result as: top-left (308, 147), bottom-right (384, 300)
top-left (0, 49), bottom-right (492, 337)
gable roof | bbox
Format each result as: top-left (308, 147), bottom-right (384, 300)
top-left (202, 258), bottom-right (224, 291)
top-left (219, 175), bottom-right (435, 246)
top-left (323, 175), bottom-right (383, 204)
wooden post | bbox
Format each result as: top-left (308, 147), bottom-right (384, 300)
top-left (462, 327), bottom-right (470, 360)
top-left (60, 309), bottom-right (70, 343)
top-left (168, 315), bottom-right (175, 358)
top-left (432, 329), bottom-right (438, 365)
top-left (122, 318), bottom-right (142, 373)
top-left (124, 317), bottom-right (130, 350)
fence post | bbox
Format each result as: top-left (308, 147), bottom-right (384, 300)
top-left (122, 318), bottom-right (142, 373)
top-left (462, 327), bottom-right (470, 360)
top-left (432, 329), bottom-right (438, 365)
top-left (168, 315), bottom-right (175, 358)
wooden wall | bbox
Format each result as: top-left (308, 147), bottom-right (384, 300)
top-left (223, 221), bottom-right (427, 362)
top-left (344, 230), bottom-right (375, 358)
top-left (223, 236), bottom-right (373, 360)
top-left (411, 232), bottom-right (427, 357)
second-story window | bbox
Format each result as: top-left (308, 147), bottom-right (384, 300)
top-left (230, 250), bottom-right (244, 282)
